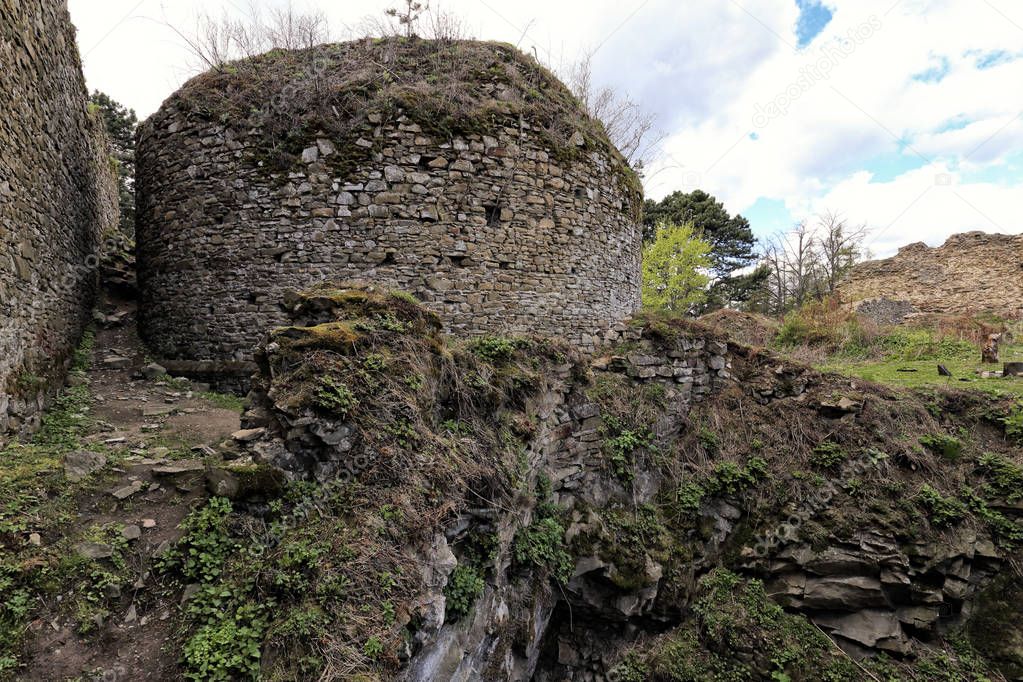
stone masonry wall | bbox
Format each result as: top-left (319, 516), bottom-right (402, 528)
top-left (838, 232), bottom-right (1023, 320)
top-left (136, 75), bottom-right (641, 365)
top-left (0, 0), bottom-right (118, 440)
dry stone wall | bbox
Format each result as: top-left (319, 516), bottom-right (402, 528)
top-left (135, 43), bottom-right (642, 367)
top-left (0, 0), bottom-right (118, 440)
top-left (838, 232), bottom-right (1023, 321)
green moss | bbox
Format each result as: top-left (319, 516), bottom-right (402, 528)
top-left (201, 391), bottom-right (246, 412)
top-left (610, 569), bottom-right (859, 681)
top-left (920, 433), bottom-right (964, 461)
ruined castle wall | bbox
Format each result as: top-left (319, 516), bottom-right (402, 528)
top-left (0, 0), bottom-right (118, 439)
top-left (136, 107), bottom-right (641, 364)
top-left (838, 232), bottom-right (1023, 321)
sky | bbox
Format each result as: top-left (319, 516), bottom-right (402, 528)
top-left (68, 0), bottom-right (1023, 258)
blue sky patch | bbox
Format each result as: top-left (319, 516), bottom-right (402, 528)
top-left (973, 49), bottom-right (1018, 69)
top-left (743, 197), bottom-right (795, 238)
top-left (795, 0), bottom-right (833, 48)
top-left (865, 151), bottom-right (928, 183)
top-left (911, 55), bottom-right (951, 83)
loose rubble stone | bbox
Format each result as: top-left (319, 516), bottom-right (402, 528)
top-left (111, 480), bottom-right (146, 500)
top-left (76, 542), bottom-right (114, 560)
top-left (63, 450), bottom-right (107, 482)
top-left (141, 362), bottom-right (167, 380)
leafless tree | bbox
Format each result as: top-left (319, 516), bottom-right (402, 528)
top-left (170, 1), bottom-right (334, 72)
top-left (566, 52), bottom-right (664, 170)
top-left (421, 6), bottom-right (470, 40)
top-left (760, 212), bottom-right (869, 314)
top-left (815, 210), bottom-right (868, 295)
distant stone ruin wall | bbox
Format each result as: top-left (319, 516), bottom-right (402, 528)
top-left (838, 232), bottom-right (1023, 321)
top-left (0, 0), bottom-right (118, 439)
top-left (135, 106), bottom-right (641, 365)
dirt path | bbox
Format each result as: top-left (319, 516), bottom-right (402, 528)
top-left (18, 293), bottom-right (242, 681)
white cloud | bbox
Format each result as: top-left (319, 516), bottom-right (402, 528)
top-left (69, 0), bottom-right (1023, 258)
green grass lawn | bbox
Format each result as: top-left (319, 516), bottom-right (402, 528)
top-left (820, 343), bottom-right (1023, 398)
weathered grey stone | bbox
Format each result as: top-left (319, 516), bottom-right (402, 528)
top-left (76, 542), bottom-right (114, 560)
top-left (63, 450), bottom-right (107, 482)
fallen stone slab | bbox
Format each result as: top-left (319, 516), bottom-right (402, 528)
top-left (151, 460), bottom-right (205, 476)
top-left (111, 480), bottom-right (146, 500)
top-left (231, 427), bottom-right (266, 443)
top-left (141, 406), bottom-right (177, 418)
top-left (102, 355), bottom-right (132, 370)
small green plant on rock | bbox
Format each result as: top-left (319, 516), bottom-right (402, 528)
top-left (513, 516), bottom-right (572, 584)
top-left (917, 484), bottom-right (966, 527)
top-left (810, 441), bottom-right (846, 469)
top-left (601, 415), bottom-right (653, 481)
top-left (469, 336), bottom-right (520, 362)
top-left (315, 376), bottom-right (358, 415)
top-left (1002, 402), bottom-right (1023, 445)
top-left (444, 564), bottom-right (486, 620)
top-left (705, 457), bottom-right (767, 497)
top-left (976, 452), bottom-right (1023, 502)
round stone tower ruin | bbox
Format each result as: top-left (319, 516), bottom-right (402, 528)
top-left (136, 38), bottom-right (643, 367)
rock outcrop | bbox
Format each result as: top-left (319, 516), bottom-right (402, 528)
top-left (838, 231), bottom-right (1023, 323)
top-left (0, 0), bottom-right (119, 441)
top-left (197, 285), bottom-right (1023, 681)
top-left (135, 38), bottom-right (642, 377)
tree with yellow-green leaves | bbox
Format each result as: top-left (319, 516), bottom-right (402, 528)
top-left (641, 222), bottom-right (712, 314)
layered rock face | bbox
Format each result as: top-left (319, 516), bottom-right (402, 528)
top-left (839, 232), bottom-right (1023, 322)
top-left (135, 38), bottom-right (642, 371)
top-left (0, 0), bottom-right (118, 439)
top-left (222, 286), bottom-right (1021, 681)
